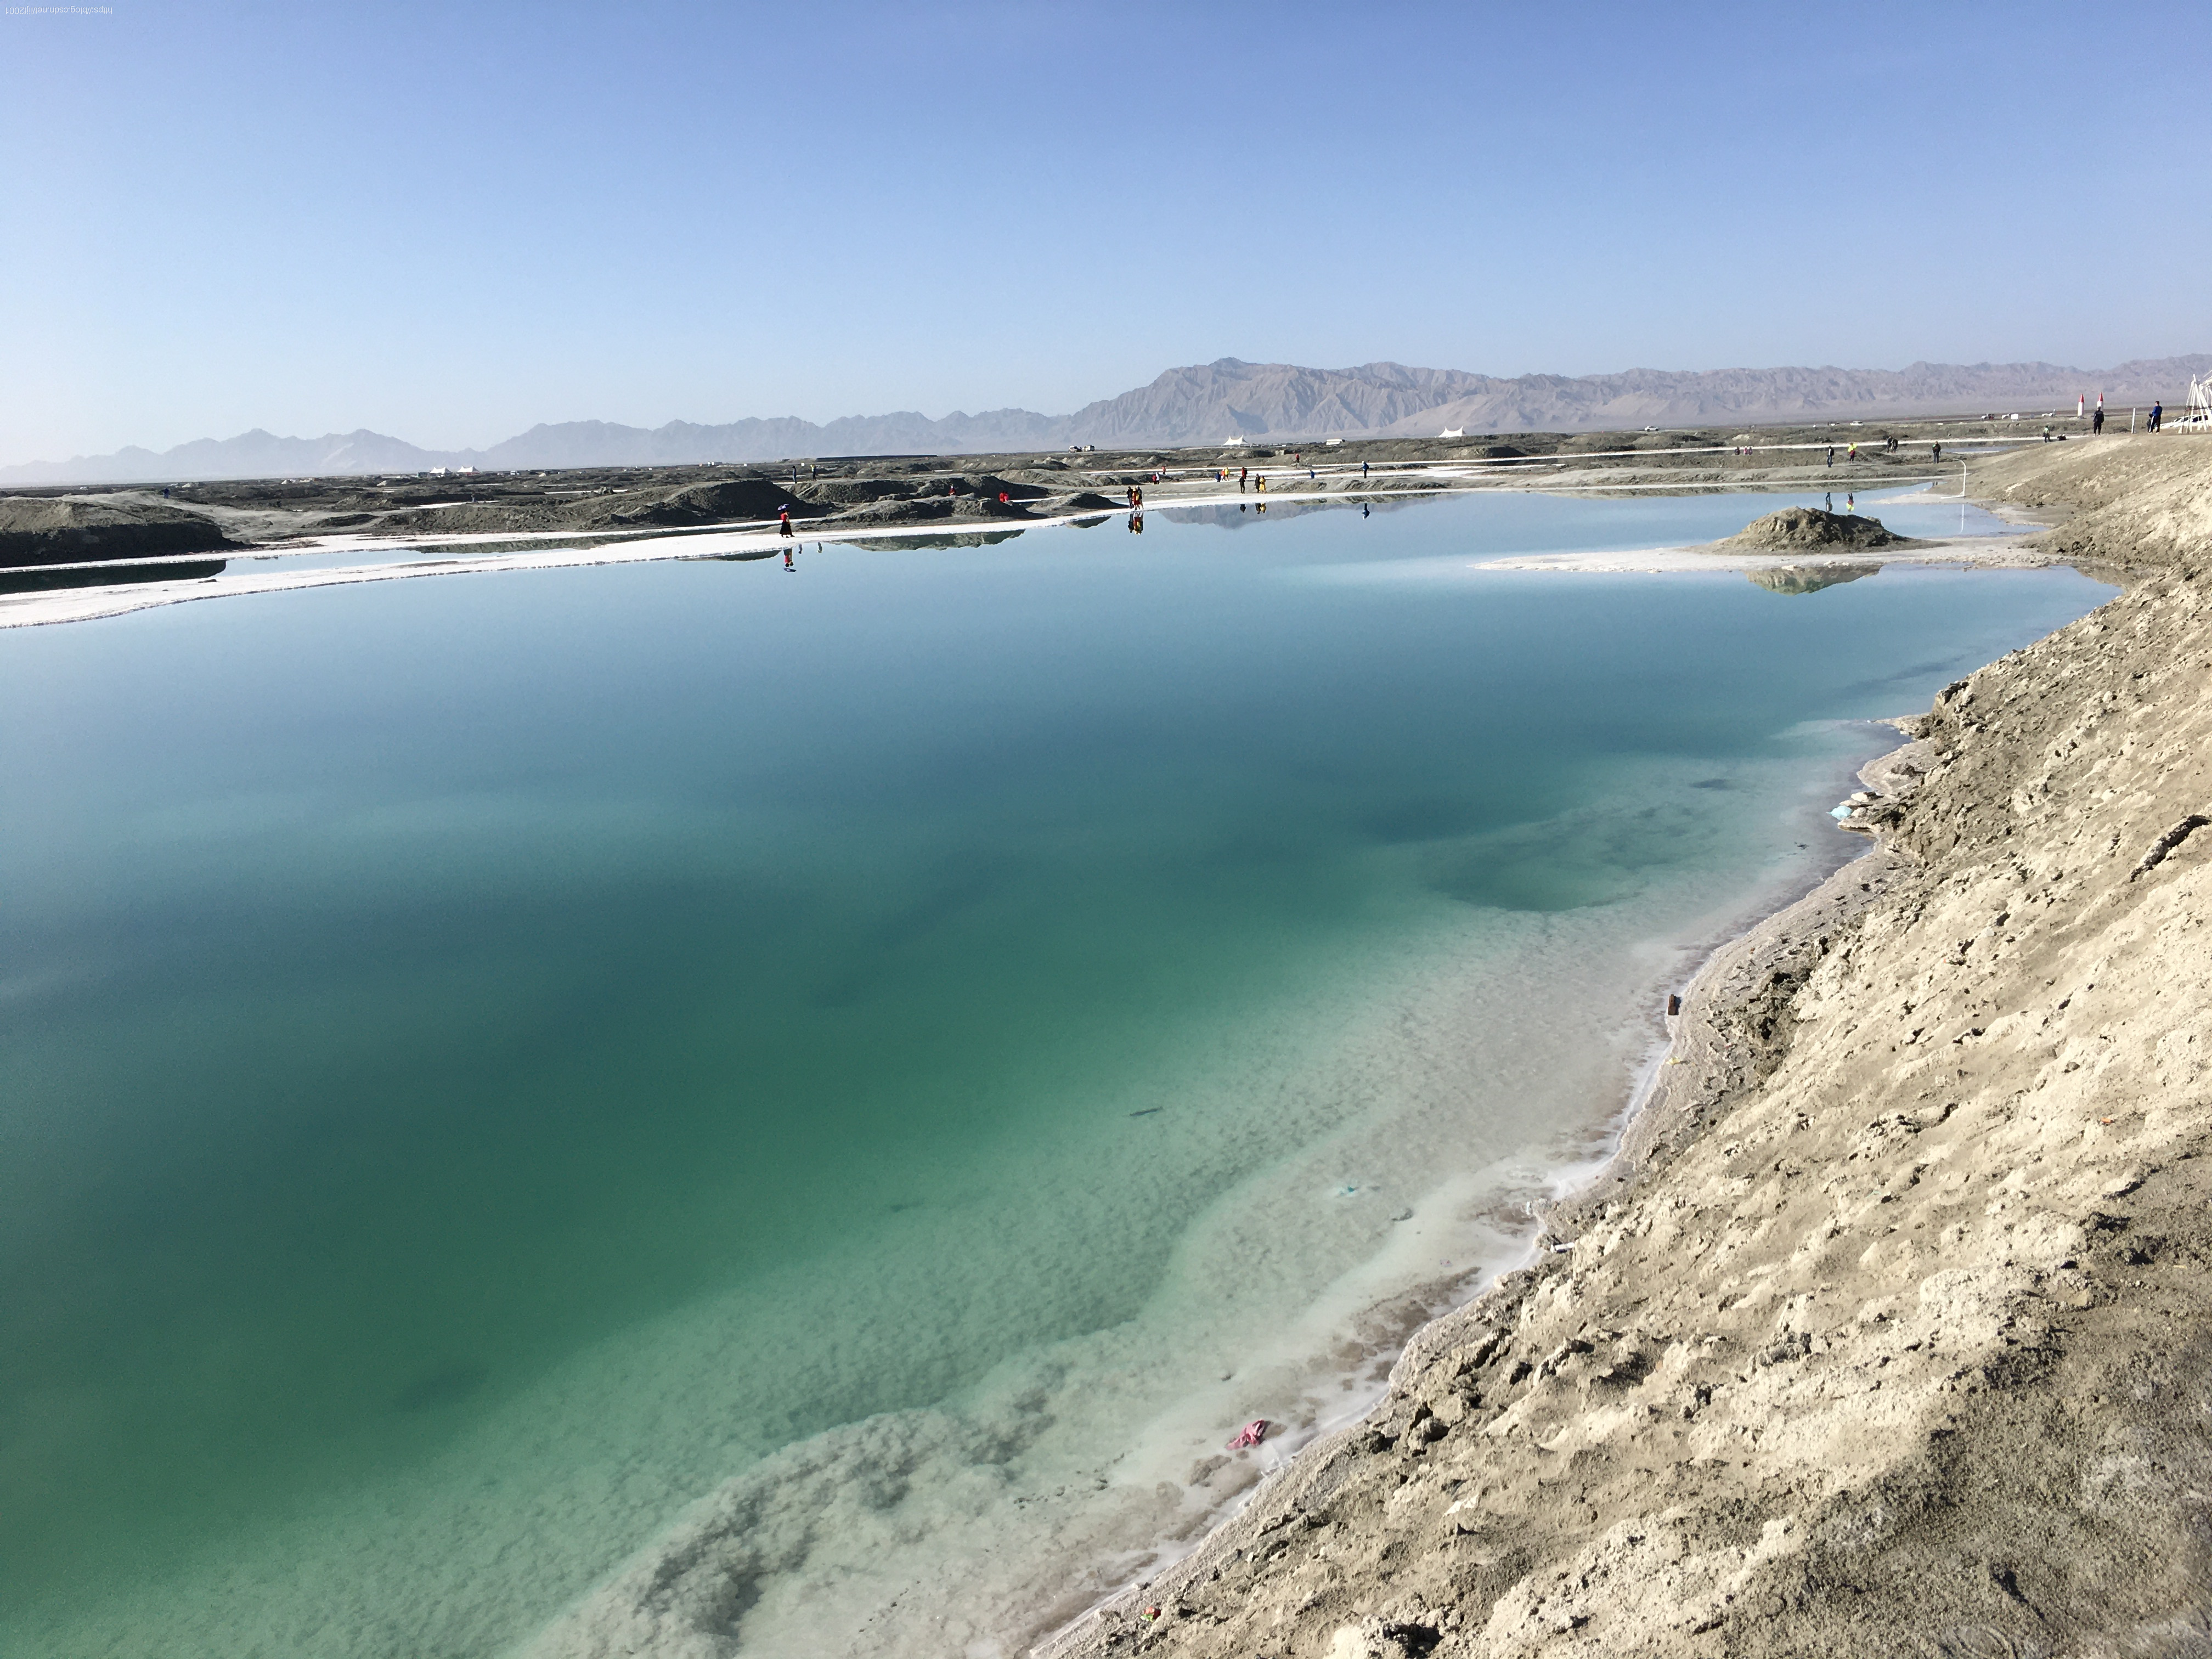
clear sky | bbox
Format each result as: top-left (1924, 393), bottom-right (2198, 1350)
top-left (4, 0), bottom-right (2205, 464)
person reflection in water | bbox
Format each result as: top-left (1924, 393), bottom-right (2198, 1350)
top-left (783, 546), bottom-right (794, 570)
top-left (1128, 512), bottom-right (1143, 533)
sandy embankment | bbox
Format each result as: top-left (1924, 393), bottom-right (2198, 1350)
top-left (1040, 436), bottom-right (2212, 1659)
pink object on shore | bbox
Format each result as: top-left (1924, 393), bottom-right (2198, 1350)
top-left (1226, 1419), bottom-right (1269, 1451)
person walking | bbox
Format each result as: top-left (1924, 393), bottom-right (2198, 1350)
top-left (1361, 460), bottom-right (1369, 478)
top-left (1932, 442), bottom-right (1942, 464)
top-left (2092, 405), bottom-right (2106, 435)
top-left (2149, 401), bottom-right (2163, 433)
top-left (1825, 445), bottom-right (1835, 467)
top-left (778, 507), bottom-right (794, 538)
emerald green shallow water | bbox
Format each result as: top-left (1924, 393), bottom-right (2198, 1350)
top-left (0, 490), bottom-right (2108, 1656)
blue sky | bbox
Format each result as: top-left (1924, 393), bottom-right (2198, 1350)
top-left (3, 0), bottom-right (2204, 462)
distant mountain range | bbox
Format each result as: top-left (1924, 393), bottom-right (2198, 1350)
top-left (9, 355), bottom-right (2205, 486)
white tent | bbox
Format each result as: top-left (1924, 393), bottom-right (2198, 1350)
top-left (2175, 371), bottom-right (2212, 431)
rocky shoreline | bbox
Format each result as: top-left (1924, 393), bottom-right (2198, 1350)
top-left (1034, 436), bottom-right (2212, 1659)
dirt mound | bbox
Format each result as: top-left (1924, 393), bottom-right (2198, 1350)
top-left (957, 473), bottom-right (1049, 500)
top-left (368, 502), bottom-right (568, 535)
top-left (1714, 506), bottom-right (1914, 551)
top-left (370, 479), bottom-right (824, 537)
top-left (579, 478), bottom-right (819, 527)
top-left (793, 478), bottom-right (927, 507)
top-left (0, 496), bottom-right (236, 566)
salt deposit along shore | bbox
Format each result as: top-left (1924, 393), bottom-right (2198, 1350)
top-left (0, 417), bottom-right (2040, 630)
top-left (1035, 435), bottom-right (2212, 1659)
top-left (0, 490), bottom-right (2046, 633)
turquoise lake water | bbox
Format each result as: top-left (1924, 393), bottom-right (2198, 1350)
top-left (0, 490), bottom-right (2109, 1657)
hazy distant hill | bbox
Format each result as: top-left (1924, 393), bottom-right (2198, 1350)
top-left (7, 356), bottom-right (2205, 485)
top-left (1049, 360), bottom-right (1501, 448)
top-left (1374, 357), bottom-right (2212, 437)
